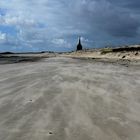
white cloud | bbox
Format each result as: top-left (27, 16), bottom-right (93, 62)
top-left (0, 32), bottom-right (6, 41)
top-left (0, 15), bottom-right (37, 27)
top-left (5, 16), bottom-right (36, 26)
top-left (52, 38), bottom-right (65, 45)
top-left (81, 37), bottom-right (89, 42)
top-left (52, 38), bottom-right (72, 48)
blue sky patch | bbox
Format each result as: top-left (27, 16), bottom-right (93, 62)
top-left (0, 25), bottom-right (18, 36)
top-left (0, 8), bottom-right (7, 16)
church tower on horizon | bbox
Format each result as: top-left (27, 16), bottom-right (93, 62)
top-left (76, 37), bottom-right (83, 51)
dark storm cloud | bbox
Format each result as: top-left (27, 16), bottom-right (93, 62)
top-left (0, 0), bottom-right (140, 51)
top-left (108, 0), bottom-right (140, 9)
top-left (72, 0), bottom-right (140, 38)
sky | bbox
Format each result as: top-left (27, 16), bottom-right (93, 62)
top-left (0, 0), bottom-right (140, 52)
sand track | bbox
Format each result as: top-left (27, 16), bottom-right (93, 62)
top-left (0, 57), bottom-right (140, 140)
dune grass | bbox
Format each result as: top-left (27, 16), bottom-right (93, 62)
top-left (101, 48), bottom-right (113, 54)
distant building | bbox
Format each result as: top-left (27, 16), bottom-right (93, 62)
top-left (77, 37), bottom-right (83, 51)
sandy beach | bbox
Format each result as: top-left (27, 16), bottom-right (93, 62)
top-left (1, 0), bottom-right (140, 139)
top-left (0, 56), bottom-right (140, 140)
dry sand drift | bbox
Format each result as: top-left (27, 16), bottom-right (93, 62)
top-left (0, 57), bottom-right (140, 140)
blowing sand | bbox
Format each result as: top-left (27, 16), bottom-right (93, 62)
top-left (0, 57), bottom-right (140, 140)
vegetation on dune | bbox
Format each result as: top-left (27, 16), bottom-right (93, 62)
top-left (101, 48), bottom-right (113, 54)
top-left (101, 46), bottom-right (140, 54)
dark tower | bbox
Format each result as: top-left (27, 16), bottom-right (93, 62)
top-left (77, 37), bottom-right (83, 51)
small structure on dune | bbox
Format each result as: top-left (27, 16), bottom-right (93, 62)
top-left (77, 37), bottom-right (83, 51)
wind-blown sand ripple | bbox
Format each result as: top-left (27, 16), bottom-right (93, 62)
top-left (0, 57), bottom-right (140, 140)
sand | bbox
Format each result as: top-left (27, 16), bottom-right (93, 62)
top-left (0, 57), bottom-right (140, 140)
top-left (63, 50), bottom-right (140, 60)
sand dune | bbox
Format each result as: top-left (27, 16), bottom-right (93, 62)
top-left (63, 45), bottom-right (140, 61)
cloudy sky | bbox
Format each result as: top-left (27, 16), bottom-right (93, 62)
top-left (0, 0), bottom-right (140, 52)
